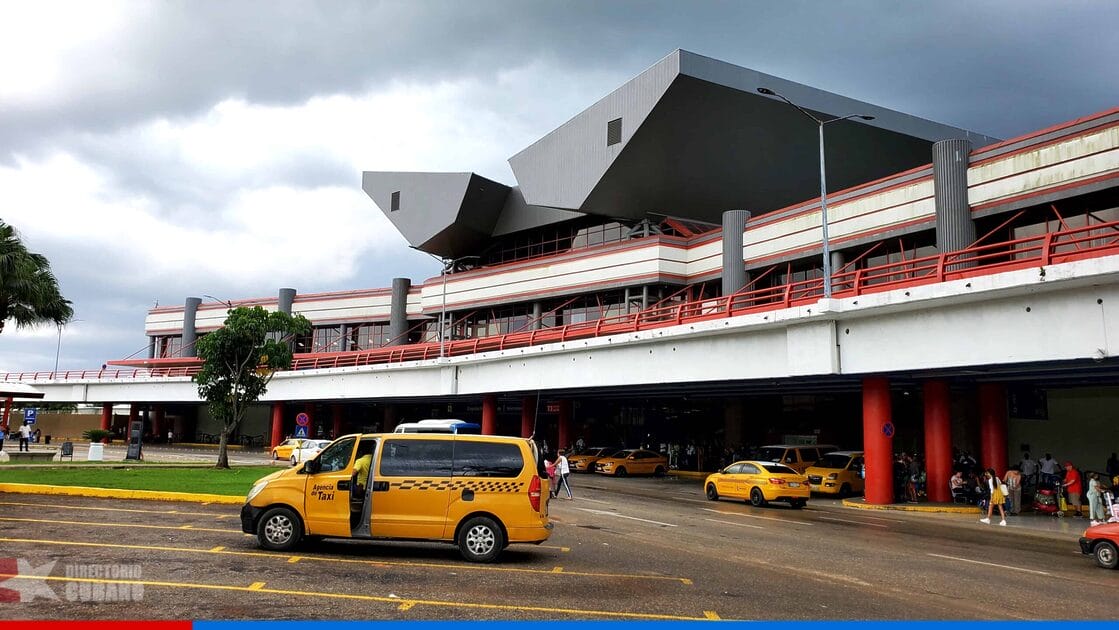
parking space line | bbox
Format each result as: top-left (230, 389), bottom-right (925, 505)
top-left (0, 516), bottom-right (240, 534)
top-left (575, 508), bottom-right (677, 527)
top-left (248, 582), bottom-right (266, 590)
top-left (0, 536), bottom-right (692, 585)
top-left (704, 611), bottom-right (721, 620)
top-left (926, 553), bottom-right (1051, 576)
top-left (288, 556), bottom-right (302, 564)
top-left (210, 546), bottom-right (226, 552)
top-left (0, 573), bottom-right (717, 621)
top-left (703, 518), bottom-right (764, 530)
top-left (817, 516), bottom-right (889, 528)
top-left (699, 508), bottom-right (813, 526)
top-left (0, 500), bottom-right (232, 519)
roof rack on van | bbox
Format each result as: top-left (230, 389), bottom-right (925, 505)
top-left (392, 419), bottom-right (482, 434)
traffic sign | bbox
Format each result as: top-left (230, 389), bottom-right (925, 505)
top-left (295, 412), bottom-right (310, 427)
top-left (23, 408), bottom-right (37, 424)
top-left (293, 425), bottom-right (309, 438)
top-left (882, 422), bottom-right (895, 437)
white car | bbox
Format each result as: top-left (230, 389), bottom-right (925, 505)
top-left (290, 439), bottom-right (332, 466)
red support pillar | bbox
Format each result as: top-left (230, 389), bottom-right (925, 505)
top-left (481, 395), bottom-right (498, 436)
top-left (383, 405), bottom-right (398, 433)
top-left (521, 395), bottom-right (536, 438)
top-left (128, 403), bottom-right (139, 430)
top-left (152, 405), bottom-right (166, 440)
top-left (862, 377), bottom-right (894, 505)
top-left (2, 397), bottom-right (12, 429)
top-left (979, 383), bottom-right (1009, 475)
top-left (923, 380), bottom-right (953, 503)
top-left (304, 403), bottom-right (315, 437)
top-left (270, 403), bottom-right (284, 448)
top-left (557, 400), bottom-right (572, 452)
top-left (332, 404), bottom-right (343, 439)
top-left (100, 403), bottom-right (111, 431)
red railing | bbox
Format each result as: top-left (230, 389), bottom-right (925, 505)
top-left (6, 220), bottom-right (1118, 382)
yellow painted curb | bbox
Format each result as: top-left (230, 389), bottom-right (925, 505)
top-left (842, 497), bottom-right (980, 513)
top-left (0, 483), bottom-right (244, 505)
top-left (669, 471), bottom-right (709, 481)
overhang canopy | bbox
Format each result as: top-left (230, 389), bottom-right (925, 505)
top-left (0, 383), bottom-right (45, 399)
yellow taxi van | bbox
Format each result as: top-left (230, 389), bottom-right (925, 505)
top-left (241, 432), bottom-right (553, 562)
top-left (805, 450), bottom-right (865, 496)
top-left (752, 444), bottom-right (838, 474)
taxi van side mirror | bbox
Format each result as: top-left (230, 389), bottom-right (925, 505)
top-left (302, 459), bottom-right (320, 474)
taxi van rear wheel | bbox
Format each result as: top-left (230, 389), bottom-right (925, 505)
top-left (258, 506), bottom-right (303, 551)
top-left (839, 483), bottom-right (852, 498)
top-left (458, 516), bottom-right (504, 563)
top-left (1095, 540), bottom-right (1119, 569)
top-left (705, 484), bottom-right (719, 501)
top-left (749, 487), bottom-right (767, 507)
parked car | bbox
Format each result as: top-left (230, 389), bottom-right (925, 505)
top-left (290, 439), bottom-right (332, 466)
top-left (805, 450), bottom-right (865, 496)
top-left (751, 444), bottom-right (838, 474)
top-left (704, 460), bottom-right (810, 508)
top-left (271, 438), bottom-right (306, 461)
top-left (568, 446), bottom-right (615, 473)
top-left (1080, 522), bottom-right (1119, 569)
top-left (594, 449), bottom-right (668, 477)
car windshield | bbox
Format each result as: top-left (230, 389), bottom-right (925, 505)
top-left (754, 447), bottom-right (785, 462)
top-left (592, 448), bottom-right (612, 456)
top-left (816, 453), bottom-right (851, 469)
top-left (609, 450), bottom-right (632, 458)
top-left (761, 463), bottom-right (799, 475)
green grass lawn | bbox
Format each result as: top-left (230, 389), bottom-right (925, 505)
top-left (0, 466), bottom-right (276, 496)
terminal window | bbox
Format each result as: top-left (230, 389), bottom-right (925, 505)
top-left (607, 117), bottom-right (622, 146)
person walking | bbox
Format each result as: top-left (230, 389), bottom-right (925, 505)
top-left (1004, 466), bottom-right (1023, 515)
top-left (1087, 472), bottom-right (1107, 525)
top-left (1039, 453), bottom-right (1061, 486)
top-left (553, 449), bottom-right (573, 500)
top-left (17, 422), bottom-right (31, 452)
top-left (980, 468), bottom-right (1007, 526)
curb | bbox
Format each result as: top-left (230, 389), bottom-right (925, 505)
top-left (0, 483), bottom-right (244, 505)
top-left (668, 471), bottom-right (709, 481)
top-left (842, 497), bottom-right (981, 513)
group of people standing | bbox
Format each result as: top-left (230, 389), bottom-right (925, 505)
top-left (545, 450), bottom-right (573, 500)
top-left (0, 421), bottom-right (37, 452)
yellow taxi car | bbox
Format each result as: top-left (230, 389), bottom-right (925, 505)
top-left (568, 446), bottom-right (615, 473)
top-left (271, 438), bottom-right (309, 461)
top-left (805, 450), bottom-right (865, 497)
top-left (593, 449), bottom-right (668, 477)
top-left (704, 460), bottom-right (810, 508)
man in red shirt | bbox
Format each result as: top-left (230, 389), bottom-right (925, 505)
top-left (1062, 462), bottom-right (1083, 518)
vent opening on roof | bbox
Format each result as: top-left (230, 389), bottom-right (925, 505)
top-left (390, 191), bottom-right (401, 212)
top-left (607, 117), bottom-right (622, 146)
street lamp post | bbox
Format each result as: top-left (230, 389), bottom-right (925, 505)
top-left (409, 247), bottom-right (481, 358)
top-left (757, 87), bottom-right (875, 298)
top-left (54, 318), bottom-right (81, 374)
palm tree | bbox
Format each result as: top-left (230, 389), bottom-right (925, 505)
top-left (0, 221), bottom-right (73, 334)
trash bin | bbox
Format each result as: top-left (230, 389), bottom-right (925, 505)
top-left (87, 443), bottom-right (104, 462)
top-left (45, 435), bottom-right (51, 445)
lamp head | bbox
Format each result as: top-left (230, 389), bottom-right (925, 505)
top-left (756, 87), bottom-right (776, 96)
top-left (859, 115), bottom-right (876, 121)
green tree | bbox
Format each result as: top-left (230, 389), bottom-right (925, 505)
top-left (194, 306), bottom-right (310, 469)
top-left (0, 221), bottom-right (73, 334)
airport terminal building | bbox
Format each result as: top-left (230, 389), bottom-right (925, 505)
top-left (11, 50), bottom-right (1119, 503)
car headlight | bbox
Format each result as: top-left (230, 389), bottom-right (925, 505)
top-left (245, 481), bottom-right (268, 503)
top-left (827, 473), bottom-right (838, 480)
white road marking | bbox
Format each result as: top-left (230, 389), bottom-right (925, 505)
top-left (677, 498), bottom-right (709, 504)
top-left (576, 508), bottom-right (677, 527)
top-left (700, 507), bottom-right (813, 526)
top-left (817, 516), bottom-right (889, 528)
top-left (572, 497), bottom-right (611, 505)
top-left (926, 553), bottom-right (1051, 576)
top-left (845, 514), bottom-right (905, 523)
top-left (703, 518), bottom-right (764, 530)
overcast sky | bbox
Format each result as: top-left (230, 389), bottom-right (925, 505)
top-left (1, 0), bottom-right (1116, 373)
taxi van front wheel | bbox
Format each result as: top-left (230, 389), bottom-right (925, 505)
top-left (458, 516), bottom-right (505, 563)
top-left (258, 506), bottom-right (303, 551)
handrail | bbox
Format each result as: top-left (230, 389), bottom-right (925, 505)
top-left (7, 220), bottom-right (1119, 381)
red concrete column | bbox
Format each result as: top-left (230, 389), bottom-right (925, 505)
top-left (923, 380), bottom-right (953, 503)
top-left (332, 404), bottom-right (344, 439)
top-left (128, 403), bottom-right (139, 430)
top-left (270, 403), bottom-right (284, 448)
top-left (100, 403), bottom-right (111, 431)
top-left (520, 395), bottom-right (536, 438)
top-left (481, 395), bottom-right (498, 435)
top-left (3, 397), bottom-right (12, 429)
top-left (152, 405), bottom-right (166, 439)
top-left (303, 403), bottom-right (314, 436)
top-left (557, 400), bottom-right (572, 451)
top-left (383, 405), bottom-right (398, 432)
top-left (978, 383), bottom-right (1009, 475)
top-left (862, 377), bottom-right (894, 505)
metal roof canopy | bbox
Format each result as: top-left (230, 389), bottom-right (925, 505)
top-left (0, 383), bottom-right (45, 399)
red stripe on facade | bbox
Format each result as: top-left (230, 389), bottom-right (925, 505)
top-left (970, 106), bottom-right (1119, 163)
top-left (970, 170), bottom-right (1119, 213)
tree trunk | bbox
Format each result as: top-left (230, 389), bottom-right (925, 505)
top-left (215, 426), bottom-right (232, 469)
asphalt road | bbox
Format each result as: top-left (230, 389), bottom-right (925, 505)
top-left (0, 474), bottom-right (1113, 620)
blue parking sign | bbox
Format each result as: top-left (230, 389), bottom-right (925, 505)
top-left (24, 408), bottom-right (37, 424)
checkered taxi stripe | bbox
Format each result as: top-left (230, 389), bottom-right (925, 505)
top-left (390, 479), bottom-right (524, 492)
